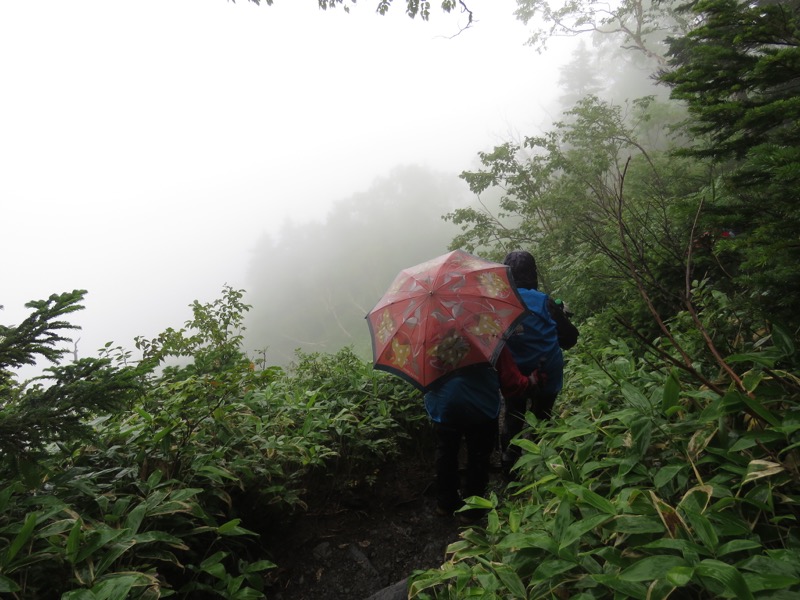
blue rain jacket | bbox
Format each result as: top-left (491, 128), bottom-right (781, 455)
top-left (505, 287), bottom-right (564, 396)
top-left (424, 364), bottom-right (501, 427)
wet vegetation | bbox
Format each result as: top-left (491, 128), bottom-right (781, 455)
top-left (2, 0), bottom-right (799, 597)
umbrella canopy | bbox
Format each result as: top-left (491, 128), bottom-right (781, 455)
top-left (366, 249), bottom-right (529, 391)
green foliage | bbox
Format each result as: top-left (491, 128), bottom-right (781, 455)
top-left (449, 95), bottom-right (698, 334)
top-left (0, 290), bottom-right (85, 375)
top-left (407, 3), bottom-right (800, 594)
top-left (0, 290), bottom-right (144, 483)
top-left (409, 313), bottom-right (800, 598)
top-left (3, 2), bottom-right (799, 597)
top-left (0, 287), bottom-right (423, 598)
top-left (512, 0), bottom-right (689, 64)
top-left (660, 0), bottom-right (800, 331)
top-left (135, 285), bottom-right (254, 378)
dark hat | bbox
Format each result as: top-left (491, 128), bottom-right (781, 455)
top-left (503, 250), bottom-right (538, 290)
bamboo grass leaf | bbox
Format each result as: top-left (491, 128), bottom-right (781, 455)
top-left (6, 512), bottom-right (38, 565)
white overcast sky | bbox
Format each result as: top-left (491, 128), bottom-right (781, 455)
top-left (1, 0), bottom-right (568, 371)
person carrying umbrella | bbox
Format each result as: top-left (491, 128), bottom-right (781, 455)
top-left (366, 249), bottom-right (537, 518)
top-left (424, 344), bottom-right (536, 518)
top-left (500, 250), bottom-right (579, 472)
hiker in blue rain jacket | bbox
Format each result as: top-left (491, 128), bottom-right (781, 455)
top-left (501, 250), bottom-right (579, 471)
top-left (424, 346), bottom-right (534, 517)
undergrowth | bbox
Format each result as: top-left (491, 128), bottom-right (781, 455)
top-left (409, 315), bottom-right (800, 599)
top-left (2, 285), bottom-right (797, 599)
top-left (0, 289), bottom-right (421, 599)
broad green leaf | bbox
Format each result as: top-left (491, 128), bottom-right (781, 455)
top-left (621, 381), bottom-right (651, 410)
top-left (125, 504), bottom-right (146, 534)
top-left (0, 485), bottom-right (17, 514)
top-left (508, 508), bottom-right (521, 533)
top-left (76, 528), bottom-right (128, 564)
top-left (231, 587), bottom-right (267, 600)
top-left (739, 553), bottom-right (800, 577)
top-left (495, 532), bottom-right (557, 554)
top-left (461, 529), bottom-right (489, 548)
top-left (146, 500), bottom-right (195, 517)
top-left (145, 470), bottom-right (164, 490)
top-left (408, 566), bottom-right (461, 596)
top-left (620, 556), bottom-right (689, 582)
top-left (492, 563), bottom-right (527, 597)
top-left (770, 324), bottom-right (796, 358)
top-left (513, 438), bottom-right (541, 454)
top-left (695, 559), bottom-right (754, 600)
top-left (198, 465), bottom-right (239, 482)
top-left (168, 487), bottom-right (203, 503)
top-left (640, 538), bottom-right (710, 558)
top-left (486, 509), bottom-right (500, 535)
top-left (631, 418), bottom-right (653, 460)
top-left (133, 530), bottom-right (188, 549)
top-left (217, 519), bottom-right (243, 534)
top-left (610, 515), bottom-right (665, 534)
top-left (592, 573), bottom-right (647, 599)
top-left (683, 509), bottom-right (718, 552)
top-left (200, 551), bottom-right (228, 580)
top-left (716, 539), bottom-right (762, 557)
top-left (463, 496), bottom-right (493, 510)
top-left (0, 574), bottom-right (21, 593)
top-left (94, 541), bottom-right (135, 578)
top-left (563, 482), bottom-right (616, 514)
top-left (743, 573), bottom-right (800, 592)
top-left (242, 560), bottom-right (277, 574)
top-left (92, 574), bottom-right (146, 600)
top-left (6, 512), bottom-right (38, 564)
top-left (661, 371), bottom-right (681, 414)
top-left (557, 427), bottom-right (594, 443)
top-left (204, 562), bottom-right (227, 580)
top-left (580, 459), bottom-right (617, 477)
top-left (666, 566), bottom-right (694, 586)
top-left (653, 464), bottom-right (685, 489)
top-left (553, 498), bottom-right (572, 545)
top-left (225, 573), bottom-right (245, 595)
top-left (720, 391), bottom-right (780, 427)
top-left (513, 473), bottom-right (558, 494)
top-left (217, 522), bottom-right (257, 537)
top-left (741, 370), bottom-right (764, 394)
top-left (133, 407), bottom-right (153, 422)
top-left (742, 459), bottom-right (784, 483)
top-left (37, 518), bottom-right (81, 538)
top-left (65, 518), bottom-right (82, 565)
top-left (560, 514), bottom-right (611, 549)
top-left (532, 559), bottom-right (576, 582)
top-left (61, 590), bottom-right (96, 600)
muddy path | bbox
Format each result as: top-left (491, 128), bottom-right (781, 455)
top-left (262, 449), bottom-right (506, 600)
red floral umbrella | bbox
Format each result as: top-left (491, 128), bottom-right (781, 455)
top-left (366, 249), bottom-right (529, 391)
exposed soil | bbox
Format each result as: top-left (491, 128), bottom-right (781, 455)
top-left (263, 444), bottom-right (506, 600)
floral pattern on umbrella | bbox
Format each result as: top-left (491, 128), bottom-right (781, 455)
top-left (366, 250), bottom-right (529, 391)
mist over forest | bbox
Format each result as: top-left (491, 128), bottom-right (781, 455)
top-left (4, 0), bottom-right (799, 597)
top-left (243, 165), bottom-right (468, 366)
top-left (238, 22), bottom-right (671, 367)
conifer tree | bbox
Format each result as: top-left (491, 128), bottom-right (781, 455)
top-left (660, 0), bottom-right (800, 329)
top-left (0, 291), bottom-right (142, 477)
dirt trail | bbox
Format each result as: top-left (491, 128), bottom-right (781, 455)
top-left (264, 452), bottom-right (503, 600)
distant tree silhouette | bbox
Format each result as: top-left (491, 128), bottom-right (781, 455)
top-left (244, 164), bottom-right (466, 366)
top-left (557, 40), bottom-right (604, 107)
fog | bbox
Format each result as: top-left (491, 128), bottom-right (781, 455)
top-left (1, 0), bottom-right (571, 373)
